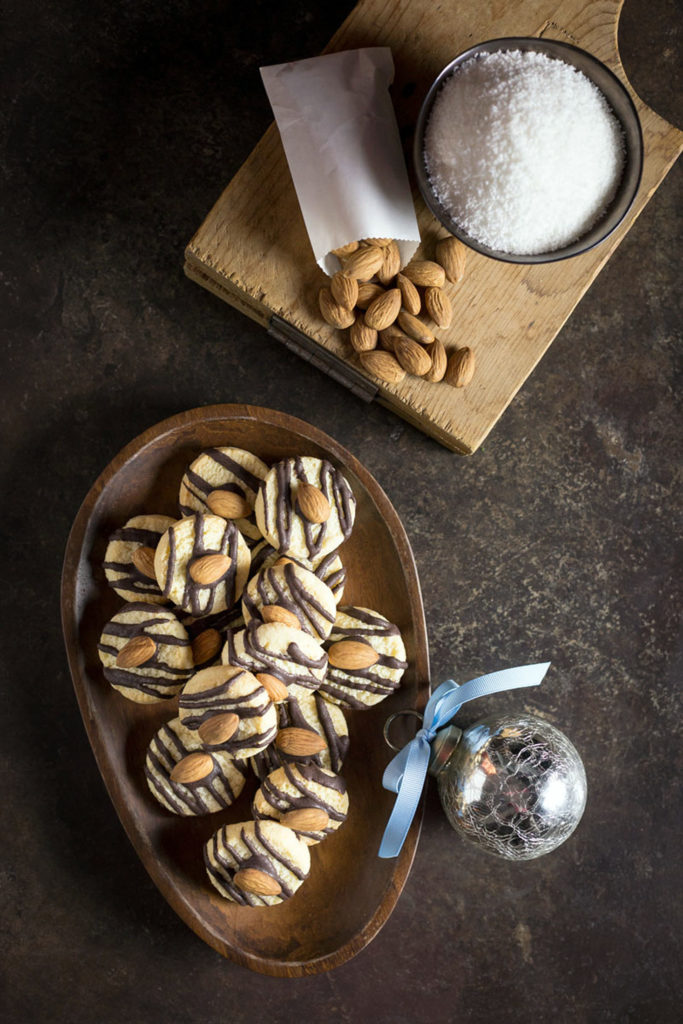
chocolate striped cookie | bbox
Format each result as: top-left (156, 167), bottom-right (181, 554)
top-left (248, 540), bottom-right (347, 605)
top-left (252, 763), bottom-right (349, 845)
top-left (249, 692), bottom-right (349, 780)
top-left (222, 620), bottom-right (328, 703)
top-left (178, 665), bottom-right (277, 758)
top-left (242, 559), bottom-right (337, 642)
top-left (204, 820), bottom-right (310, 906)
top-left (320, 605), bottom-right (408, 709)
top-left (178, 446), bottom-right (268, 542)
top-left (103, 514), bottom-right (175, 604)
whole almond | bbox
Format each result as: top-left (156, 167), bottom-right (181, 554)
top-left (364, 288), bottom-right (401, 331)
top-left (282, 807), bottom-right (330, 832)
top-left (198, 712), bottom-right (240, 746)
top-left (276, 727), bottom-right (327, 756)
top-left (234, 867), bottom-right (282, 897)
top-left (116, 634), bottom-right (157, 668)
top-left (378, 240), bottom-right (401, 284)
top-left (206, 489), bottom-right (252, 519)
top-left (256, 672), bottom-right (289, 703)
top-left (327, 639), bottom-right (379, 669)
top-left (261, 604), bottom-right (301, 630)
top-left (378, 326), bottom-right (409, 353)
top-left (132, 545), bottom-right (157, 580)
top-left (170, 752), bottom-right (214, 785)
top-left (330, 271), bottom-right (359, 310)
top-left (401, 260), bottom-right (446, 288)
top-left (424, 286), bottom-right (453, 328)
top-left (189, 553), bottom-right (231, 585)
top-left (424, 338), bottom-right (448, 382)
top-left (191, 627), bottom-right (222, 665)
top-left (396, 272), bottom-right (421, 316)
top-left (393, 336), bottom-right (433, 377)
top-left (331, 240), bottom-right (359, 259)
top-left (361, 237), bottom-right (393, 247)
top-left (349, 314), bottom-right (378, 353)
top-left (397, 311), bottom-right (435, 344)
top-left (359, 349), bottom-right (406, 385)
top-left (436, 236), bottom-right (467, 283)
top-left (444, 346), bottom-right (476, 388)
top-left (297, 482), bottom-right (331, 523)
top-left (356, 282), bottom-right (385, 310)
top-left (342, 245), bottom-right (384, 281)
top-left (319, 287), bottom-right (355, 329)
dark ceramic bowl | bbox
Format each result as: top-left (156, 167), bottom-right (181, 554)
top-left (413, 37), bottom-right (643, 265)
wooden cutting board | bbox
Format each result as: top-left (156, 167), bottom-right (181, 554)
top-left (185, 0), bottom-right (682, 454)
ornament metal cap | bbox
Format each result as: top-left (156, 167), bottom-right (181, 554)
top-left (428, 725), bottom-right (462, 777)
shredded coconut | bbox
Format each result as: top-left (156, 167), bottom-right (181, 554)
top-left (424, 50), bottom-right (625, 255)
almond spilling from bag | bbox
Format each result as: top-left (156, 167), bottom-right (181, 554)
top-left (234, 868), bottom-right (282, 897)
top-left (132, 545), bottom-right (157, 580)
top-left (343, 245), bottom-right (384, 281)
top-left (396, 272), bottom-right (421, 316)
top-left (297, 482), bottom-right (331, 523)
top-left (401, 260), bottom-right (446, 288)
top-left (328, 639), bottom-right (379, 669)
top-left (331, 240), bottom-right (360, 259)
top-left (362, 237), bottom-right (393, 247)
top-left (424, 338), bottom-right (448, 383)
top-left (364, 287), bottom-right (401, 331)
top-left (206, 489), bottom-right (252, 520)
top-left (393, 336), bottom-right (433, 377)
top-left (261, 604), bottom-right (301, 630)
top-left (349, 314), bottom-right (378, 353)
top-left (191, 627), bottom-right (222, 665)
top-left (436, 235), bottom-right (467, 283)
top-left (319, 287), bottom-right (355, 329)
top-left (355, 281), bottom-right (385, 310)
top-left (170, 752), bottom-right (214, 785)
top-left (282, 807), bottom-right (330, 832)
top-left (189, 553), bottom-right (231, 585)
top-left (377, 240), bottom-right (401, 284)
top-left (116, 634), bottom-right (157, 668)
top-left (359, 349), bottom-right (406, 385)
top-left (445, 346), bottom-right (476, 388)
top-left (256, 672), bottom-right (289, 703)
top-left (397, 310), bottom-right (435, 345)
top-left (424, 286), bottom-right (452, 329)
top-left (198, 712), bottom-right (240, 746)
top-left (330, 271), bottom-right (359, 310)
top-left (276, 727), bottom-right (327, 756)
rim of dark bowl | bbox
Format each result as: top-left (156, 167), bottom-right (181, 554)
top-left (413, 37), bottom-right (644, 265)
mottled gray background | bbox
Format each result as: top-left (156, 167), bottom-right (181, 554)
top-left (1, 1), bottom-right (680, 1021)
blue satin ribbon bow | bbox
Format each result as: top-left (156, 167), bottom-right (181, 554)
top-left (378, 662), bottom-right (551, 858)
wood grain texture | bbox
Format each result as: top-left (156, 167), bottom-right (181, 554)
top-left (185, 0), bottom-right (682, 453)
top-left (60, 405), bottom-right (429, 976)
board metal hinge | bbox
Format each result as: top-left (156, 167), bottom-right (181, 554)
top-left (268, 315), bottom-right (377, 403)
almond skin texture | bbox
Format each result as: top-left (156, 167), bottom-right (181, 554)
top-left (331, 240), bottom-right (360, 259)
top-left (206, 489), bottom-right (252, 519)
top-left (189, 553), bottom-right (232, 585)
top-left (282, 808), bottom-right (330, 832)
top-left (198, 712), bottom-right (240, 746)
top-left (355, 282), bottom-right (385, 310)
top-left (436, 236), bottom-right (467, 283)
top-left (424, 338), bottom-right (448, 382)
top-left (377, 240), bottom-right (401, 284)
top-left (359, 349), bottom-right (406, 385)
top-left (132, 545), bottom-right (157, 580)
top-left (170, 752), bottom-right (214, 784)
top-left (319, 287), bottom-right (355, 329)
top-left (234, 868), bottom-right (282, 897)
top-left (349, 314), bottom-right (378, 353)
top-left (191, 628), bottom-right (222, 665)
top-left (401, 260), bottom-right (446, 288)
top-left (378, 326), bottom-right (411, 353)
top-left (330, 271), bottom-right (359, 310)
top-left (397, 311), bottom-right (435, 344)
top-left (445, 347), bottom-right (476, 388)
top-left (362, 237), bottom-right (393, 247)
top-left (276, 727), bottom-right (327, 757)
top-left (327, 639), bottom-right (380, 669)
top-left (393, 336), bottom-right (433, 377)
top-left (424, 286), bottom-right (453, 328)
top-left (261, 604), bottom-right (301, 630)
top-left (342, 245), bottom-right (384, 281)
top-left (364, 288), bottom-right (401, 331)
top-left (116, 634), bottom-right (157, 668)
top-left (396, 273), bottom-right (421, 315)
top-left (297, 482), bottom-right (331, 524)
top-left (256, 672), bottom-right (289, 703)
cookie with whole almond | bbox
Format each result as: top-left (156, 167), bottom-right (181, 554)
top-left (254, 456), bottom-right (356, 562)
top-left (204, 820), bottom-right (310, 906)
top-left (242, 559), bottom-right (337, 643)
top-left (178, 665), bottom-right (277, 759)
top-left (249, 691), bottom-right (349, 780)
top-left (178, 446), bottom-right (269, 543)
top-left (248, 540), bottom-right (347, 605)
top-left (145, 715), bottom-right (248, 816)
top-left (222, 620), bottom-right (328, 703)
top-left (319, 605), bottom-right (408, 710)
top-left (154, 513), bottom-right (251, 618)
top-left (97, 601), bottom-right (194, 703)
top-left (179, 604), bottom-right (245, 671)
top-left (252, 763), bottom-right (349, 845)
top-left (103, 514), bottom-right (176, 604)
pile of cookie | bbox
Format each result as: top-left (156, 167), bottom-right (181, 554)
top-left (97, 447), bottom-right (407, 907)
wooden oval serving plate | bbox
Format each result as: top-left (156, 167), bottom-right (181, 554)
top-left (61, 404), bottom-right (430, 976)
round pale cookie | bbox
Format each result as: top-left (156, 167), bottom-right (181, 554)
top-left (154, 513), bottom-right (251, 617)
top-left (254, 456), bottom-right (356, 562)
top-left (250, 692), bottom-right (349, 780)
top-left (242, 560), bottom-right (337, 642)
top-left (178, 665), bottom-right (277, 758)
top-left (249, 541), bottom-right (347, 605)
top-left (103, 514), bottom-right (176, 604)
top-left (145, 716), bottom-right (248, 816)
top-left (204, 820), bottom-right (310, 906)
top-left (178, 446), bottom-right (269, 542)
top-left (222, 621), bottom-right (328, 703)
top-left (319, 605), bottom-right (408, 710)
top-left (180, 605), bottom-right (245, 671)
top-left (97, 601), bottom-right (193, 703)
top-left (253, 763), bottom-right (349, 845)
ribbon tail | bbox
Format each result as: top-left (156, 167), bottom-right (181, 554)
top-left (378, 737), bottom-right (431, 858)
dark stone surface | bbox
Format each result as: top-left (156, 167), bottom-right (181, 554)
top-left (1, 1), bottom-right (680, 1021)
